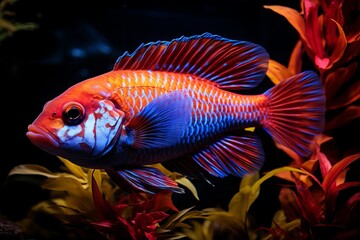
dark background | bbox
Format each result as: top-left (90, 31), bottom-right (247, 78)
top-left (0, 0), bottom-right (300, 233)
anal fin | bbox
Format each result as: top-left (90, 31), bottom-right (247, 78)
top-left (192, 131), bottom-right (265, 178)
top-left (106, 167), bottom-right (184, 194)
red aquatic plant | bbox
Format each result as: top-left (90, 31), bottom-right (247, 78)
top-left (91, 176), bottom-right (178, 240)
top-left (264, 0), bottom-right (360, 159)
top-left (265, 0), bottom-right (359, 71)
top-left (267, 136), bottom-right (360, 239)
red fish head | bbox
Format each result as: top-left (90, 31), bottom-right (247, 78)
top-left (26, 90), bottom-right (125, 168)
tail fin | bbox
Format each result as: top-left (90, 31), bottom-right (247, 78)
top-left (263, 70), bottom-right (325, 157)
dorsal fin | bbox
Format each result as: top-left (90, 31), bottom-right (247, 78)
top-left (113, 33), bottom-right (269, 90)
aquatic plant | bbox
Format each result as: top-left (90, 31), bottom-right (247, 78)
top-left (9, 158), bottom-right (198, 240)
top-left (264, 0), bottom-right (360, 144)
top-left (0, 0), bottom-right (37, 43)
top-left (259, 136), bottom-right (360, 239)
top-left (3, 0), bottom-right (359, 239)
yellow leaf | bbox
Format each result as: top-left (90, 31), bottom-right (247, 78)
top-left (183, 221), bottom-right (207, 240)
top-left (8, 164), bottom-right (58, 178)
top-left (271, 210), bottom-right (287, 225)
top-left (175, 176), bottom-right (199, 200)
top-left (264, 5), bottom-right (308, 46)
top-left (160, 207), bottom-right (195, 229)
top-left (228, 172), bottom-right (259, 222)
top-left (58, 157), bottom-right (87, 179)
top-left (42, 177), bottom-right (85, 192)
top-left (89, 169), bottom-right (102, 192)
top-left (0, 18), bottom-right (16, 31)
top-left (249, 167), bottom-right (308, 208)
top-left (288, 40), bottom-right (303, 74)
top-left (152, 163), bottom-right (200, 200)
top-left (151, 163), bottom-right (172, 175)
top-left (42, 177), bottom-right (95, 215)
top-left (280, 218), bottom-right (301, 232)
top-left (266, 59), bottom-right (293, 85)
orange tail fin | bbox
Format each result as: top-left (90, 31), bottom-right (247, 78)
top-left (263, 70), bottom-right (325, 157)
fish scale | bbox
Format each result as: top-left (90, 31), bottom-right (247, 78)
top-left (110, 70), bottom-right (266, 132)
top-left (103, 70), bottom-right (268, 165)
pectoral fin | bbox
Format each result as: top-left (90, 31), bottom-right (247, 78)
top-left (106, 167), bottom-right (184, 194)
top-left (125, 90), bottom-right (192, 149)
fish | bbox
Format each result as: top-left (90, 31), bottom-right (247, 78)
top-left (26, 32), bottom-right (325, 194)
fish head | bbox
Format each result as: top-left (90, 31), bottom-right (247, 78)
top-left (26, 89), bottom-right (126, 168)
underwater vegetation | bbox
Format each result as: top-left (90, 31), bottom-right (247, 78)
top-left (0, 0), bottom-right (37, 43)
top-left (1, 0), bottom-right (359, 239)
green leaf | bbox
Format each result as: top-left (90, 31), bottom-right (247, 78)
top-left (248, 167), bottom-right (308, 209)
top-left (228, 172), bottom-right (259, 222)
top-left (13, 22), bottom-right (37, 31)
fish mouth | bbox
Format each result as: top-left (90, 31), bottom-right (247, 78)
top-left (26, 124), bottom-right (60, 150)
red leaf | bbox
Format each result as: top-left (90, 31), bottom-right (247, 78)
top-left (291, 173), bottom-right (325, 225)
top-left (341, 39), bottom-right (360, 63)
top-left (334, 192), bottom-right (360, 226)
top-left (150, 190), bottom-right (179, 212)
top-left (322, 153), bottom-right (360, 214)
top-left (132, 211), bottom-right (169, 240)
top-left (92, 175), bottom-right (117, 221)
top-left (324, 62), bottom-right (357, 106)
top-left (304, 0), bottom-right (325, 61)
top-left (330, 80), bottom-right (360, 110)
top-left (336, 182), bottom-right (360, 192)
top-left (325, 20), bottom-right (347, 70)
top-left (326, 105), bottom-right (360, 131)
top-left (322, 154), bottom-right (360, 193)
top-left (317, 147), bottom-right (332, 179)
top-left (91, 217), bottom-right (136, 240)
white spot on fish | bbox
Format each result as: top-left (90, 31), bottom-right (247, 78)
top-left (91, 100), bottom-right (121, 156)
top-left (141, 72), bottom-right (145, 84)
top-left (58, 125), bottom-right (82, 142)
top-left (83, 113), bottom-right (96, 148)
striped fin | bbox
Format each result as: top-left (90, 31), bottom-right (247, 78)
top-left (192, 131), bottom-right (265, 177)
top-left (125, 90), bottom-right (192, 149)
top-left (113, 33), bottom-right (269, 90)
top-left (106, 167), bottom-right (184, 194)
top-left (263, 70), bottom-right (325, 157)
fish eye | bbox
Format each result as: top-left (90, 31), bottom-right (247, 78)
top-left (62, 102), bottom-right (85, 125)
